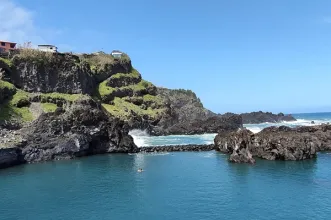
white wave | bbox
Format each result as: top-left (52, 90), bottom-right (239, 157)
top-left (245, 118), bottom-right (331, 133)
top-left (129, 129), bottom-right (150, 147)
top-left (129, 129), bottom-right (217, 147)
top-left (246, 126), bottom-right (263, 133)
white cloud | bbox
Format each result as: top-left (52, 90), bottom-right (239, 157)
top-left (0, 0), bottom-right (61, 46)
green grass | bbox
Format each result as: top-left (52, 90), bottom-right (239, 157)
top-left (98, 80), bottom-right (116, 98)
top-left (79, 52), bottom-right (131, 73)
top-left (0, 90), bottom-right (33, 122)
top-left (0, 105), bottom-right (33, 122)
top-left (110, 69), bottom-right (140, 79)
top-left (41, 103), bottom-right (57, 113)
top-left (40, 93), bottom-right (88, 102)
top-left (102, 97), bottom-right (165, 120)
top-left (0, 80), bottom-right (15, 90)
top-left (0, 57), bottom-right (14, 68)
top-left (10, 90), bottom-right (30, 106)
top-left (143, 94), bottom-right (164, 105)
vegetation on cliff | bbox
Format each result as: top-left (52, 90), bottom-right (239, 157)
top-left (0, 81), bottom-right (33, 123)
top-left (0, 50), bottom-right (166, 126)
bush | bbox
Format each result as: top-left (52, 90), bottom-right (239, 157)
top-left (14, 48), bottom-right (55, 64)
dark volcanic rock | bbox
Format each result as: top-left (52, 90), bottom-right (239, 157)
top-left (0, 97), bottom-right (138, 168)
top-left (229, 148), bottom-right (255, 164)
top-left (0, 85), bottom-right (15, 104)
top-left (92, 60), bottom-right (132, 84)
top-left (214, 125), bottom-right (331, 163)
top-left (5, 53), bottom-right (95, 94)
top-left (0, 147), bottom-right (22, 169)
top-left (107, 73), bottom-right (141, 87)
top-left (215, 129), bottom-right (255, 164)
top-left (152, 114), bottom-right (243, 136)
top-left (241, 111), bottom-right (296, 124)
top-left (152, 88), bottom-right (243, 135)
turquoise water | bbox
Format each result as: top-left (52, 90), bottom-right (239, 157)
top-left (1, 152), bottom-right (331, 219)
top-left (1, 112), bottom-right (331, 219)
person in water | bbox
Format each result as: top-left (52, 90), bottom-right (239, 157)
top-left (137, 168), bottom-right (143, 172)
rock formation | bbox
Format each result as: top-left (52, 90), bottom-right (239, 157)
top-left (241, 111), bottom-right (296, 124)
top-left (150, 88), bottom-right (242, 135)
top-left (214, 125), bottom-right (331, 163)
top-left (0, 97), bottom-right (138, 169)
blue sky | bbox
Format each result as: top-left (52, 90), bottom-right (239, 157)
top-left (1, 0), bottom-right (331, 113)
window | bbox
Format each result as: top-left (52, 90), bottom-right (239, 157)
top-left (10, 43), bottom-right (15, 48)
top-left (1, 42), bottom-right (5, 46)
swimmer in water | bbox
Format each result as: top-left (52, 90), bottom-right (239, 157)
top-left (137, 168), bottom-right (143, 172)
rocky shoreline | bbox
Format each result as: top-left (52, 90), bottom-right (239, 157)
top-left (1, 50), bottom-right (330, 170)
top-left (2, 123), bottom-right (331, 169)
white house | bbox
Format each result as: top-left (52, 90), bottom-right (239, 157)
top-left (38, 45), bottom-right (58, 53)
top-left (111, 50), bottom-right (123, 58)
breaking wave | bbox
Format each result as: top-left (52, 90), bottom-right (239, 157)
top-left (129, 129), bottom-right (217, 147)
top-left (130, 113), bottom-right (331, 146)
top-left (245, 118), bottom-right (331, 133)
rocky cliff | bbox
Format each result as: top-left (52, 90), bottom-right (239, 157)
top-left (0, 97), bottom-right (138, 169)
top-left (241, 111), bottom-right (296, 124)
top-left (214, 124), bottom-right (331, 163)
top-left (149, 88), bottom-right (242, 135)
top-left (0, 49), bottom-right (243, 168)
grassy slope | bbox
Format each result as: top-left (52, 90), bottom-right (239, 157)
top-left (0, 82), bottom-right (33, 122)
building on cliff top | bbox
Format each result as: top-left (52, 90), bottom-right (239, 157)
top-left (38, 45), bottom-right (58, 53)
top-left (0, 40), bottom-right (17, 53)
top-left (111, 50), bottom-right (123, 58)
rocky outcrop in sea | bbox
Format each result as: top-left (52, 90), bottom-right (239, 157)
top-left (241, 111), bottom-right (296, 124)
top-left (214, 124), bottom-right (331, 163)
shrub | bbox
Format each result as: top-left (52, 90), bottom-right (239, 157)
top-left (14, 48), bottom-right (55, 64)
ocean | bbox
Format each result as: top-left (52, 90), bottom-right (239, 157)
top-left (1, 112), bottom-right (331, 220)
top-left (130, 112), bottom-right (331, 147)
